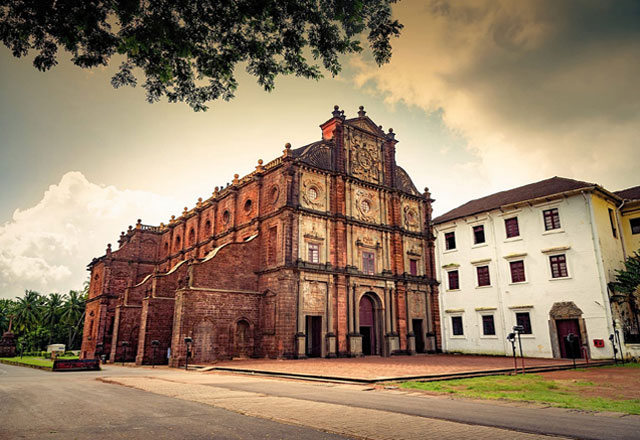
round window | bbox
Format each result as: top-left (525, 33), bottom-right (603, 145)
top-left (308, 187), bottom-right (318, 201)
top-left (244, 199), bottom-right (252, 212)
top-left (222, 210), bottom-right (230, 224)
top-left (361, 200), bottom-right (371, 213)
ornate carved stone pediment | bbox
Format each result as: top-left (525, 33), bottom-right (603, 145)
top-left (549, 301), bottom-right (583, 318)
top-left (346, 128), bottom-right (382, 183)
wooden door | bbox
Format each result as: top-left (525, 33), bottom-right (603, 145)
top-left (413, 319), bottom-right (425, 353)
top-left (556, 319), bottom-right (582, 358)
top-left (359, 296), bottom-right (376, 355)
top-left (306, 316), bottom-right (322, 357)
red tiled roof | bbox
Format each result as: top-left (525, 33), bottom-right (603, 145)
top-left (615, 185), bottom-right (640, 201)
top-left (433, 176), bottom-right (598, 224)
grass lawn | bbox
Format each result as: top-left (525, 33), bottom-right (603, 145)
top-left (0, 355), bottom-right (80, 368)
top-left (0, 356), bottom-right (54, 368)
top-left (400, 365), bottom-right (640, 415)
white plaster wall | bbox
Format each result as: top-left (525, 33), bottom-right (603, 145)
top-left (436, 193), bottom-right (616, 359)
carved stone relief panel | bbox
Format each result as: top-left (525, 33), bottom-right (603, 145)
top-left (302, 281), bottom-right (326, 313)
top-left (300, 172), bottom-right (327, 211)
top-left (345, 128), bottom-right (382, 183)
top-left (409, 291), bottom-right (426, 319)
top-left (402, 200), bottom-right (421, 231)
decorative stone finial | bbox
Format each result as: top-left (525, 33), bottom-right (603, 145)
top-left (214, 186), bottom-right (219, 197)
top-left (106, 243), bottom-right (112, 255)
top-left (160, 222), bottom-right (165, 228)
top-left (233, 173), bottom-right (239, 185)
top-left (120, 231), bottom-right (125, 238)
top-left (183, 207), bottom-right (188, 215)
top-left (197, 197), bottom-right (203, 208)
top-left (136, 219), bottom-right (142, 229)
top-left (387, 127), bottom-right (395, 140)
top-left (170, 215), bottom-right (176, 223)
top-left (256, 158), bottom-right (265, 172)
top-left (283, 142), bottom-right (292, 158)
top-left (358, 105), bottom-right (366, 118)
top-left (128, 225), bottom-right (133, 232)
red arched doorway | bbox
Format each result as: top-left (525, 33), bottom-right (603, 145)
top-left (359, 294), bottom-right (378, 355)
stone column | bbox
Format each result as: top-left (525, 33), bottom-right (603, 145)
top-left (295, 277), bottom-right (306, 358)
top-left (406, 289), bottom-right (416, 355)
top-left (326, 278), bottom-right (337, 357)
top-left (348, 283), bottom-right (362, 356)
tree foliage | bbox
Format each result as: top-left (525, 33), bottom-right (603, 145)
top-left (610, 251), bottom-right (640, 296)
top-left (0, 0), bottom-right (403, 111)
top-left (0, 288), bottom-right (87, 352)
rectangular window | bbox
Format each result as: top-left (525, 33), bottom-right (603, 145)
top-left (549, 254), bottom-right (568, 278)
top-left (308, 243), bottom-right (319, 263)
top-left (448, 270), bottom-right (459, 290)
top-left (409, 259), bottom-right (418, 276)
top-left (516, 312), bottom-right (532, 334)
top-left (451, 316), bottom-right (464, 336)
top-left (482, 315), bottom-right (496, 336)
top-left (505, 217), bottom-right (520, 238)
top-left (543, 208), bottom-right (561, 231)
top-left (608, 208), bottom-right (617, 238)
top-left (473, 225), bottom-right (486, 244)
top-left (268, 227), bottom-right (277, 265)
top-left (631, 218), bottom-right (640, 235)
top-left (476, 265), bottom-right (491, 287)
top-left (362, 251), bottom-right (375, 275)
top-left (509, 260), bottom-right (526, 283)
top-left (445, 232), bottom-right (456, 250)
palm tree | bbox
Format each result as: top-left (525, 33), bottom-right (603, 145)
top-left (61, 290), bottom-right (86, 349)
top-left (610, 251), bottom-right (640, 343)
top-left (13, 290), bottom-right (42, 334)
top-left (0, 299), bottom-right (15, 334)
top-left (42, 293), bottom-right (64, 345)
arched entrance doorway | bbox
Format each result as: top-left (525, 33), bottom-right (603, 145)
top-left (192, 319), bottom-right (215, 363)
top-left (359, 294), bottom-right (380, 355)
top-left (235, 319), bottom-right (252, 358)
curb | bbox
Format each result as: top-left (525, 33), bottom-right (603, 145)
top-left (210, 360), bottom-right (616, 384)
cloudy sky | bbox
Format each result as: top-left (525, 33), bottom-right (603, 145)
top-left (1, 0), bottom-right (639, 299)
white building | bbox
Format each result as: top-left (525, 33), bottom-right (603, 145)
top-left (433, 177), bottom-right (635, 360)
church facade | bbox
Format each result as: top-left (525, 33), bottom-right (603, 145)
top-left (80, 106), bottom-right (441, 366)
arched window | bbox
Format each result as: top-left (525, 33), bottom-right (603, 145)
top-left (175, 235), bottom-right (181, 249)
top-left (244, 199), bottom-right (253, 212)
top-left (205, 219), bottom-right (211, 235)
top-left (164, 242), bottom-right (169, 256)
top-left (188, 228), bottom-right (196, 246)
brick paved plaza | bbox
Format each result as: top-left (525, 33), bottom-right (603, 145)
top-left (212, 354), bottom-right (579, 381)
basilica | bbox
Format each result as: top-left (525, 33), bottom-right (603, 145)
top-left (80, 106), bottom-right (441, 366)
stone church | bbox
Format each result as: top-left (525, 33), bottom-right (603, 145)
top-left (80, 106), bottom-right (441, 366)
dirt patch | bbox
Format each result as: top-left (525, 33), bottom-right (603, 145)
top-left (540, 366), bottom-right (640, 400)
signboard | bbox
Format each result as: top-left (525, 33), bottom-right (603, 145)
top-left (53, 359), bottom-right (100, 372)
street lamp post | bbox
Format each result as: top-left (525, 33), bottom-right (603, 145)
top-left (513, 325), bottom-right (525, 374)
top-left (121, 341), bottom-right (129, 366)
top-left (184, 337), bottom-right (193, 371)
top-left (151, 340), bottom-right (160, 368)
top-left (506, 332), bottom-right (517, 374)
top-left (96, 343), bottom-right (104, 362)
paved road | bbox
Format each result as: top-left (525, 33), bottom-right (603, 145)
top-left (2, 362), bottom-right (639, 440)
top-left (0, 363), bottom-right (347, 439)
top-left (196, 371), bottom-right (640, 440)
